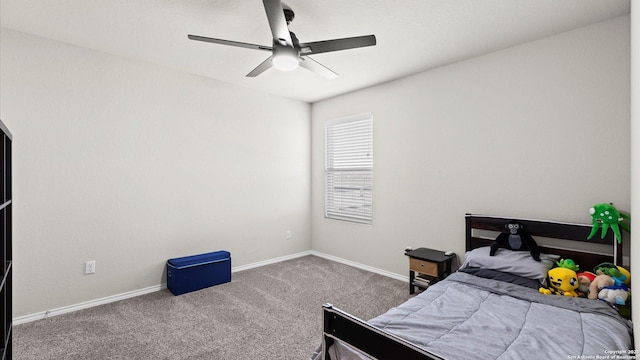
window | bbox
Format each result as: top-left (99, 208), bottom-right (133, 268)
top-left (325, 113), bottom-right (373, 224)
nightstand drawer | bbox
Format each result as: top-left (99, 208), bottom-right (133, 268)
top-left (409, 258), bottom-right (438, 277)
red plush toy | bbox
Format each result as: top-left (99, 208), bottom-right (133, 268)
top-left (576, 272), bottom-right (596, 297)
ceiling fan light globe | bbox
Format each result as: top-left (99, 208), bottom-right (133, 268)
top-left (272, 54), bottom-right (299, 71)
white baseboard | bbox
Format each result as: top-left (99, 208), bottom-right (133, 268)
top-left (13, 250), bottom-right (400, 325)
top-left (13, 284), bottom-right (166, 325)
top-left (231, 250), bottom-right (312, 272)
top-left (310, 250), bottom-right (409, 283)
top-left (13, 250), bottom-right (314, 325)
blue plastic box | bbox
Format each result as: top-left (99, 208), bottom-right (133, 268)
top-left (166, 250), bottom-right (231, 295)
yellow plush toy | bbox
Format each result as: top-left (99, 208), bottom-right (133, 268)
top-left (539, 264), bottom-right (579, 297)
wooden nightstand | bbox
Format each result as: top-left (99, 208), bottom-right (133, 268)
top-left (405, 248), bottom-right (455, 294)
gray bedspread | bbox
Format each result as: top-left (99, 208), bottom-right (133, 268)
top-left (330, 272), bottom-right (633, 360)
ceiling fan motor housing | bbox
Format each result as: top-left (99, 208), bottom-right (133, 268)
top-left (272, 44), bottom-right (299, 71)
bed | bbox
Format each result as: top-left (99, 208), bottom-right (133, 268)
top-left (314, 214), bottom-right (633, 360)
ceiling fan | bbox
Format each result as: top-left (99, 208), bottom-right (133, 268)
top-left (188, 0), bottom-right (376, 79)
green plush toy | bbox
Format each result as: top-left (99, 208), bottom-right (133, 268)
top-left (594, 262), bottom-right (627, 286)
top-left (556, 259), bottom-right (579, 272)
top-left (588, 203), bottom-right (630, 243)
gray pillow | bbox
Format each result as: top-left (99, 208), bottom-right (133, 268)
top-left (460, 246), bottom-right (559, 285)
top-left (457, 267), bottom-right (542, 289)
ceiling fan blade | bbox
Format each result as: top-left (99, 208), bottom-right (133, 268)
top-left (188, 35), bottom-right (272, 51)
top-left (246, 56), bottom-right (274, 77)
top-left (298, 35), bottom-right (376, 55)
top-left (299, 56), bottom-right (338, 79)
top-left (262, 0), bottom-right (293, 46)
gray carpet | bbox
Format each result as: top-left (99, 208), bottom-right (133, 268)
top-left (14, 255), bottom-right (410, 359)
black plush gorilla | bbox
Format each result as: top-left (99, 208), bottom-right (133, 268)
top-left (489, 222), bottom-right (541, 261)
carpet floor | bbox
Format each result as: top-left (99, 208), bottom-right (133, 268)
top-left (13, 255), bottom-right (410, 359)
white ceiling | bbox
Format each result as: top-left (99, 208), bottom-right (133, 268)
top-left (0, 0), bottom-right (630, 103)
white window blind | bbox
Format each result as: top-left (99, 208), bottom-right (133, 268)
top-left (325, 113), bottom-right (373, 224)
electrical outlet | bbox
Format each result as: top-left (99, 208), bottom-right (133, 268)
top-left (85, 260), bottom-right (96, 274)
top-left (286, 230), bottom-right (292, 240)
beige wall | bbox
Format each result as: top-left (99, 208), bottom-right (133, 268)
top-left (311, 16), bottom-right (631, 277)
top-left (0, 29), bottom-right (311, 317)
top-left (1, 13), bottom-right (633, 321)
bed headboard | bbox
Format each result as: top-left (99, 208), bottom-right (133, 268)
top-left (465, 214), bottom-right (622, 272)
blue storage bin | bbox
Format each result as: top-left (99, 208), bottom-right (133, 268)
top-left (166, 250), bottom-right (231, 295)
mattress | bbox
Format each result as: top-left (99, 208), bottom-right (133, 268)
top-left (325, 272), bottom-right (633, 360)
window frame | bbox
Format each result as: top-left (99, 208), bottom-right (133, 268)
top-left (324, 113), bottom-right (373, 225)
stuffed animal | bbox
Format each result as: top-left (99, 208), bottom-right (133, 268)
top-left (598, 285), bottom-right (629, 306)
top-left (539, 266), bottom-right (579, 297)
top-left (588, 203), bottom-right (630, 243)
top-left (556, 259), bottom-right (579, 272)
top-left (588, 274), bottom-right (615, 300)
top-left (592, 265), bottom-right (631, 306)
top-left (617, 266), bottom-right (631, 285)
top-left (576, 271), bottom-right (596, 297)
top-left (594, 263), bottom-right (627, 286)
top-left (490, 222), bottom-right (541, 261)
